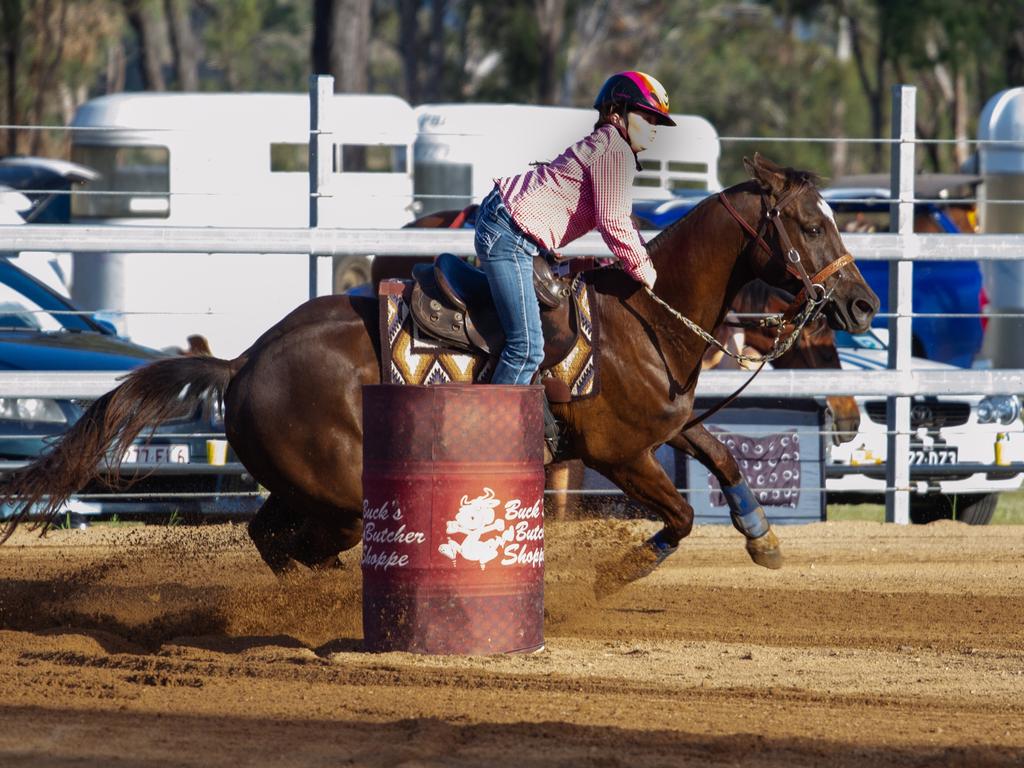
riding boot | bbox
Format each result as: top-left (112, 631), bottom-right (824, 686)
top-left (542, 395), bottom-right (561, 463)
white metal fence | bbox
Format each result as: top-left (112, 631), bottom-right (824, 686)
top-left (1, 80), bottom-right (1023, 523)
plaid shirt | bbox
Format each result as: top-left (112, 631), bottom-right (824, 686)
top-left (496, 125), bottom-right (656, 287)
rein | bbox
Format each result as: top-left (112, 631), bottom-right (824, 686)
top-left (645, 285), bottom-right (832, 367)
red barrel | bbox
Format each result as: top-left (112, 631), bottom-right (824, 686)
top-left (361, 384), bottom-right (545, 654)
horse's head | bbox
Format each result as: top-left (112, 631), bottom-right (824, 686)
top-left (739, 153), bottom-right (879, 333)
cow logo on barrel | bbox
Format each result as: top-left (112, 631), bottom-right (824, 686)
top-left (438, 487), bottom-right (544, 569)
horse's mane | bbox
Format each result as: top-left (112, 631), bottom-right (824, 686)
top-left (646, 164), bottom-right (823, 262)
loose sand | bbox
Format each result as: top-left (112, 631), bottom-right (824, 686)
top-left (0, 518), bottom-right (1022, 767)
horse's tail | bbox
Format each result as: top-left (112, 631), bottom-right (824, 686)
top-left (0, 354), bottom-right (241, 543)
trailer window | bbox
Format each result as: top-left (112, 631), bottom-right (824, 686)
top-left (337, 144), bottom-right (408, 173)
top-left (70, 145), bottom-right (169, 219)
top-left (270, 143), bottom-right (308, 173)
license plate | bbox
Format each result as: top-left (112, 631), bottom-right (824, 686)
top-left (908, 444), bottom-right (958, 465)
top-left (123, 444), bottom-right (190, 464)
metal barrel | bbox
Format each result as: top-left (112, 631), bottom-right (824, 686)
top-left (361, 384), bottom-right (546, 654)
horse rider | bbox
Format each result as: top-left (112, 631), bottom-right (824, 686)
top-left (473, 70), bottom-right (676, 452)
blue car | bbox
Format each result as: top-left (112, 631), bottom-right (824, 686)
top-left (633, 192), bottom-right (708, 230)
top-left (633, 177), bottom-right (984, 368)
top-left (820, 178), bottom-right (983, 368)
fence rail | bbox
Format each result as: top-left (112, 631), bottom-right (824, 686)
top-left (5, 225), bottom-right (1024, 262)
top-left (0, 367), bottom-right (1019, 400)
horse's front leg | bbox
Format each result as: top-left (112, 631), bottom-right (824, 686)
top-left (592, 451), bottom-right (694, 597)
top-left (671, 425), bottom-right (783, 570)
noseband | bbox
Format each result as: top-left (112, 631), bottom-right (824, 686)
top-left (718, 184), bottom-right (854, 308)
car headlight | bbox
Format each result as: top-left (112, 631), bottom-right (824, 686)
top-left (0, 397), bottom-right (68, 424)
top-left (977, 395), bottom-right (1022, 425)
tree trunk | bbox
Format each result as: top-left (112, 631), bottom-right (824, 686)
top-left (124, 0), bottom-right (166, 91)
top-left (398, 0), bottom-right (419, 103)
top-left (846, 11), bottom-right (884, 170)
top-left (29, 0), bottom-right (69, 155)
top-left (1, 0), bottom-right (22, 155)
top-left (331, 0), bottom-right (370, 93)
top-left (561, 0), bottom-right (610, 106)
top-left (535, 0), bottom-right (565, 105)
top-left (312, 0), bottom-right (332, 74)
top-left (870, 22), bottom-right (886, 170)
top-left (164, 0), bottom-right (198, 90)
top-left (426, 0), bottom-right (447, 102)
top-left (455, 0), bottom-right (473, 100)
top-left (106, 38), bottom-right (127, 94)
top-left (1006, 26), bottom-right (1024, 90)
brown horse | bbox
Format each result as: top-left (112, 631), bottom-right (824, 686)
top-left (0, 154), bottom-right (878, 591)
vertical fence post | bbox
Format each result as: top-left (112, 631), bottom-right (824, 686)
top-left (886, 85), bottom-right (916, 525)
top-left (309, 74), bottom-right (334, 299)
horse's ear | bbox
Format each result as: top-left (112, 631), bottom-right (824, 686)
top-left (743, 152), bottom-right (787, 196)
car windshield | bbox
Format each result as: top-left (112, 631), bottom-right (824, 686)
top-left (834, 329), bottom-right (887, 351)
top-left (0, 259), bottom-right (103, 333)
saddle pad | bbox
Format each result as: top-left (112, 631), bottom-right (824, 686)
top-left (378, 277), bottom-right (600, 399)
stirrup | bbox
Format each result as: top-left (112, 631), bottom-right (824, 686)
top-left (542, 397), bottom-right (562, 461)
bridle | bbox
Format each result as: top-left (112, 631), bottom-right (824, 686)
top-left (718, 182), bottom-right (854, 310)
top-left (652, 181), bottom-right (855, 431)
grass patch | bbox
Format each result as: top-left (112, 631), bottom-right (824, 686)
top-left (827, 490), bottom-right (1024, 524)
top-left (994, 491), bottom-right (1024, 524)
top-left (826, 502), bottom-right (884, 523)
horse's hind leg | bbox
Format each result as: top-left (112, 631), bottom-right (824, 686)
top-left (671, 425), bottom-right (782, 570)
top-left (248, 494), bottom-right (362, 574)
top-left (290, 509), bottom-right (362, 570)
top-left (248, 495), bottom-right (298, 573)
top-left (592, 451), bottom-right (695, 596)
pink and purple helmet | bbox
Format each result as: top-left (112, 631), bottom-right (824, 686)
top-left (593, 71), bottom-right (676, 126)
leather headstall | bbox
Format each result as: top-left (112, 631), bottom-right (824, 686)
top-left (718, 183), bottom-right (855, 316)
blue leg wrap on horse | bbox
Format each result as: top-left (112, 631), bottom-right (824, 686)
top-left (645, 528), bottom-right (678, 567)
top-left (723, 480), bottom-right (770, 539)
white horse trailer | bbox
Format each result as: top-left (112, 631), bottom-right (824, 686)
top-left (69, 92), bottom-right (416, 356)
top-left (413, 103), bottom-right (721, 216)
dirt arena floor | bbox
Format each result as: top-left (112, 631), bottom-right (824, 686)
top-left (0, 517), bottom-right (1021, 767)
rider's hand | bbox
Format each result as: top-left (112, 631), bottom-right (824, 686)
top-left (633, 261), bottom-right (657, 290)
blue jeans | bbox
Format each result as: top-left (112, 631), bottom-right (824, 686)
top-left (475, 188), bottom-right (544, 385)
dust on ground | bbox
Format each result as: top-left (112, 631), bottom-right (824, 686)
top-left (0, 518), bottom-right (1022, 767)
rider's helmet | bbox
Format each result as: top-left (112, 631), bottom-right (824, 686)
top-left (593, 71), bottom-right (676, 126)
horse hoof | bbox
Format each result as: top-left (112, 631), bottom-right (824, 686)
top-left (745, 529), bottom-right (783, 570)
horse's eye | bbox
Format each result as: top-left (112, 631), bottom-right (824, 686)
top-left (806, 226), bottom-right (823, 237)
